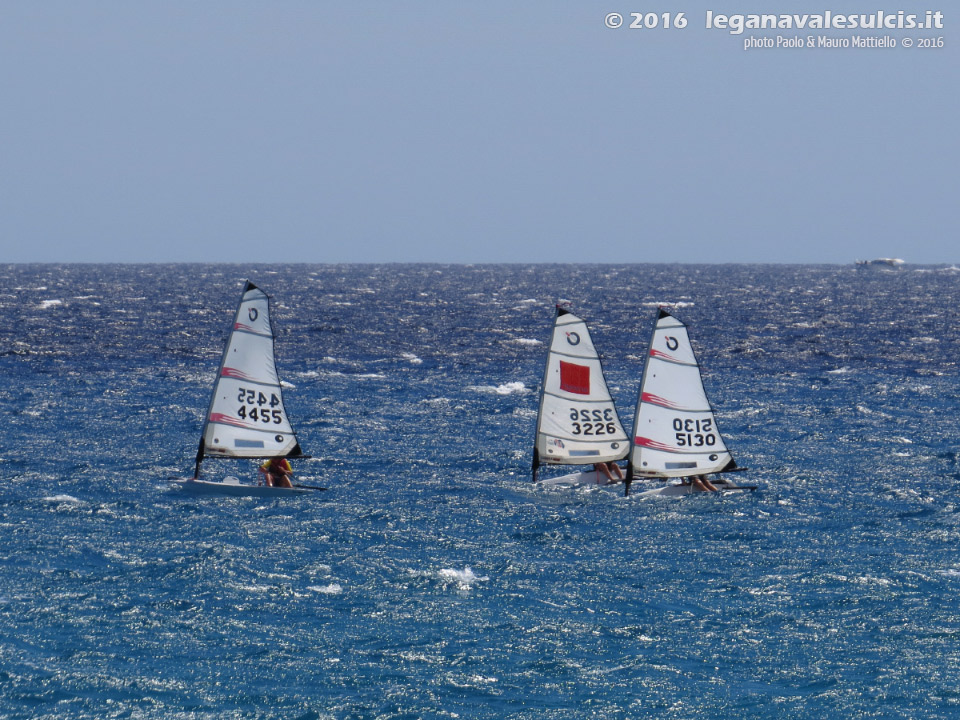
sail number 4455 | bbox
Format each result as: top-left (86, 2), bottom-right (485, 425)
top-left (569, 408), bottom-right (618, 435)
top-left (673, 418), bottom-right (716, 446)
top-left (237, 387), bottom-right (284, 424)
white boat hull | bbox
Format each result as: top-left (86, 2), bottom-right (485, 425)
top-left (537, 469), bottom-right (625, 487)
top-left (633, 477), bottom-right (755, 498)
top-left (173, 476), bottom-right (309, 497)
top-left (537, 472), bottom-right (755, 497)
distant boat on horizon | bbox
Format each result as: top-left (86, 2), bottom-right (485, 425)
top-left (855, 258), bottom-right (905, 271)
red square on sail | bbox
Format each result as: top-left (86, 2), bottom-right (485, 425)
top-left (559, 360), bottom-right (590, 395)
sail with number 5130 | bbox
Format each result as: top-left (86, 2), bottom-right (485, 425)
top-left (628, 308), bottom-right (737, 482)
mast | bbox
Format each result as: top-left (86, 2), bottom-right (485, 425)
top-left (532, 305), bottom-right (567, 482)
top-left (193, 437), bottom-right (205, 480)
top-left (626, 308), bottom-right (664, 495)
top-left (194, 282), bottom-right (251, 479)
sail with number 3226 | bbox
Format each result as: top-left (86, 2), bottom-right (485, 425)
top-left (532, 306), bottom-right (629, 487)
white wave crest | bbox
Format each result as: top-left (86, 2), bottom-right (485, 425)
top-left (42, 494), bottom-right (82, 504)
top-left (422, 397), bottom-right (451, 406)
top-left (39, 299), bottom-right (63, 309)
top-left (642, 301), bottom-right (694, 308)
top-left (469, 381), bottom-right (527, 395)
top-left (401, 352), bottom-right (423, 364)
top-left (856, 404), bottom-right (892, 418)
top-left (309, 583), bottom-right (343, 595)
top-left (514, 338), bottom-right (542, 346)
top-left (437, 566), bottom-right (489, 591)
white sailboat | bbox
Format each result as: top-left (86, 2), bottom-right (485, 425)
top-left (175, 281), bottom-right (318, 497)
top-left (625, 308), bottom-right (752, 497)
top-left (532, 306), bottom-right (629, 487)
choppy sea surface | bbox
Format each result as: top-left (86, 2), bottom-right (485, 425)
top-left (2, 263), bottom-right (960, 719)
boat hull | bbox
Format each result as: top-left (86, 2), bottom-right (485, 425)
top-left (634, 478), bottom-right (755, 498)
top-left (173, 477), bottom-right (309, 497)
top-left (537, 472), bottom-right (756, 497)
top-left (537, 469), bottom-right (624, 487)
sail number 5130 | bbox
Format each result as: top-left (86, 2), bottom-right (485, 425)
top-left (570, 407), bottom-right (617, 435)
top-left (673, 418), bottom-right (716, 446)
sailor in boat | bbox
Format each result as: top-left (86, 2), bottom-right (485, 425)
top-left (684, 474), bottom-right (718, 492)
top-left (259, 457), bottom-right (294, 488)
top-left (594, 461), bottom-right (625, 485)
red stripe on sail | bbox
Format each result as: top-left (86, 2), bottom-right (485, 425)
top-left (649, 348), bottom-right (681, 363)
top-left (635, 436), bottom-right (680, 453)
top-left (209, 413), bottom-right (248, 428)
top-left (221, 367), bottom-right (253, 380)
top-left (641, 392), bottom-right (683, 409)
top-left (559, 360), bottom-right (590, 395)
top-left (233, 322), bottom-right (256, 332)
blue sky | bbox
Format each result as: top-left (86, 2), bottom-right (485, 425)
top-left (0, 1), bottom-right (955, 263)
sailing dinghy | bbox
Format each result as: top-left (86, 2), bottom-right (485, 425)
top-left (625, 308), bottom-right (752, 498)
top-left (533, 306), bottom-right (629, 487)
top-left (174, 281), bottom-right (316, 497)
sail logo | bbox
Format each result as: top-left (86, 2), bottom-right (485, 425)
top-left (565, 331), bottom-right (580, 346)
top-left (559, 360), bottom-right (590, 395)
top-left (248, 308), bottom-right (259, 322)
top-left (665, 336), bottom-right (679, 351)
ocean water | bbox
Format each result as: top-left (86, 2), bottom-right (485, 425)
top-left (2, 263), bottom-right (960, 719)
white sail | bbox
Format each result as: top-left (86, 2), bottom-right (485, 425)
top-left (629, 309), bottom-right (735, 478)
top-left (534, 307), bottom-right (628, 472)
top-left (197, 282), bottom-right (303, 465)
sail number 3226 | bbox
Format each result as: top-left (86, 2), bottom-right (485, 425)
top-left (673, 418), bottom-right (716, 446)
top-left (237, 387), bottom-right (284, 424)
top-left (570, 408), bottom-right (618, 435)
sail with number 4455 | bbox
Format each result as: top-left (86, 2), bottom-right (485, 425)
top-left (193, 281), bottom-right (307, 479)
